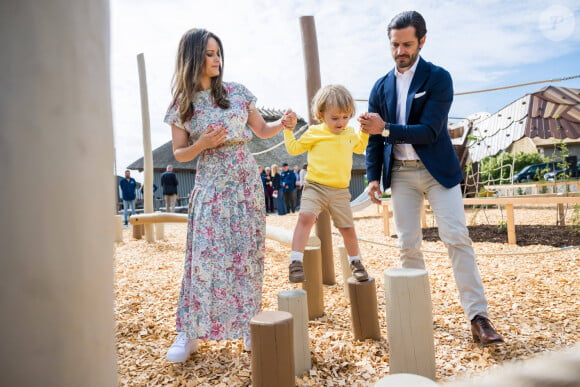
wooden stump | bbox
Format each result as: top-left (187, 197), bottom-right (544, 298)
top-left (277, 289), bottom-right (311, 376)
top-left (384, 268), bottom-right (436, 380)
top-left (132, 223), bottom-right (144, 239)
top-left (316, 210), bottom-right (335, 285)
top-left (302, 246), bottom-right (324, 319)
top-left (250, 311), bottom-right (295, 387)
top-left (347, 277), bottom-right (381, 341)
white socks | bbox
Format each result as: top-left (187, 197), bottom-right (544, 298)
top-left (348, 255), bottom-right (361, 264)
top-left (290, 251), bottom-right (304, 263)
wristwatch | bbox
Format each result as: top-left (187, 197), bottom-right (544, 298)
top-left (382, 122), bottom-right (391, 137)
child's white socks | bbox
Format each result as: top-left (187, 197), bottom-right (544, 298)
top-left (290, 251), bottom-right (304, 263)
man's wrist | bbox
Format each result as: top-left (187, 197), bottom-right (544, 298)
top-left (382, 122), bottom-right (391, 137)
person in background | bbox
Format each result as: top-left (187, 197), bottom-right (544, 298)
top-left (161, 164), bottom-right (179, 212)
top-left (271, 164), bottom-right (286, 215)
top-left (293, 165), bottom-right (302, 210)
top-left (284, 84), bottom-right (369, 283)
top-left (281, 162), bottom-right (297, 213)
top-left (359, 10), bottom-right (504, 346)
top-left (263, 166), bottom-right (274, 213)
top-left (163, 27), bottom-right (297, 362)
top-left (119, 169), bottom-right (137, 226)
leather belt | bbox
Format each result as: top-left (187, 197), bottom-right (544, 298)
top-left (393, 159), bottom-right (422, 167)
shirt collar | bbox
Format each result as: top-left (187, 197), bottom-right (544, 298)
top-left (395, 55), bottom-right (420, 77)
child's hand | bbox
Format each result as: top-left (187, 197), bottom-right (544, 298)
top-left (281, 109), bottom-right (297, 130)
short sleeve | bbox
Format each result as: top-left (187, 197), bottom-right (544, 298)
top-left (234, 83), bottom-right (257, 111)
top-left (163, 101), bottom-right (186, 129)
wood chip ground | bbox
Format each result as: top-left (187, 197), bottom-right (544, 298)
top-left (115, 205), bottom-right (580, 386)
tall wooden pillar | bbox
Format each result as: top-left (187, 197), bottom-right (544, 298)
top-left (300, 16), bottom-right (334, 284)
top-left (0, 1), bottom-right (117, 385)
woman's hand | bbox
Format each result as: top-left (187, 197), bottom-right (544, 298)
top-left (197, 125), bottom-right (227, 150)
top-left (282, 109), bottom-right (297, 130)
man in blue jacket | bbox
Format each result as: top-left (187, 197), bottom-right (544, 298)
top-left (359, 10), bottom-right (504, 346)
top-left (281, 163), bottom-right (297, 213)
top-left (119, 169), bottom-right (137, 225)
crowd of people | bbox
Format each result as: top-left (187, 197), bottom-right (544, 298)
top-left (259, 163), bottom-right (307, 215)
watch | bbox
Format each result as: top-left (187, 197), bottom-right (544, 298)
top-left (382, 122), bottom-right (391, 137)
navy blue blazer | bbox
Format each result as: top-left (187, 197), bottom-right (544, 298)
top-left (365, 57), bottom-right (463, 190)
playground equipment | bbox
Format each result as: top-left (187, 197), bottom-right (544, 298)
top-left (384, 268), bottom-right (436, 380)
top-left (250, 311), bottom-right (295, 387)
top-left (277, 289), bottom-right (311, 376)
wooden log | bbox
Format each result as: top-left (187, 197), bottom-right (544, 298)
top-left (338, 245), bottom-right (351, 299)
top-left (130, 212), bottom-right (187, 225)
top-left (114, 215), bottom-right (123, 243)
top-left (302, 246), bottom-right (324, 319)
top-left (250, 311), bottom-right (295, 387)
top-left (277, 290), bottom-right (311, 376)
top-left (132, 223), bottom-right (144, 240)
top-left (374, 373), bottom-right (438, 386)
top-left (266, 225), bottom-right (320, 248)
top-left (316, 210), bottom-right (335, 285)
top-left (384, 268), bottom-right (436, 380)
top-left (348, 277), bottom-right (381, 341)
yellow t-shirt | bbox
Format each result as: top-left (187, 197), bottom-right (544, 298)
top-left (284, 123), bottom-right (369, 189)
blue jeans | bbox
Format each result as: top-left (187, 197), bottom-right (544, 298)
top-left (390, 159), bottom-right (488, 321)
top-left (123, 200), bottom-right (135, 223)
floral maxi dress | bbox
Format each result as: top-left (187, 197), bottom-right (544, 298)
top-left (164, 82), bottom-right (265, 341)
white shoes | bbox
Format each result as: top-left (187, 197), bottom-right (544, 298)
top-left (166, 332), bottom-right (198, 363)
top-left (243, 336), bottom-right (251, 352)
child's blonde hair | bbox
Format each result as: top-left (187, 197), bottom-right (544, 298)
top-left (311, 84), bottom-right (355, 123)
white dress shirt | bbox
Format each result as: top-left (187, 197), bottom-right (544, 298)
top-left (393, 57), bottom-right (420, 160)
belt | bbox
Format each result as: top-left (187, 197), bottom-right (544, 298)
top-left (393, 159), bottom-right (422, 167)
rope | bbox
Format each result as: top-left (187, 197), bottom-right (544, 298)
top-left (251, 124), bottom-right (309, 156)
top-left (354, 74), bottom-right (580, 101)
top-left (332, 231), bottom-right (580, 256)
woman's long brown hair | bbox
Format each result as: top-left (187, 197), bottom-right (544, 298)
top-left (170, 28), bottom-right (230, 124)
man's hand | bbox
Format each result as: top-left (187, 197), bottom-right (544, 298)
top-left (367, 180), bottom-right (383, 204)
top-left (358, 112), bottom-right (386, 135)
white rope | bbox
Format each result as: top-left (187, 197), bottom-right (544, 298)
top-left (251, 124), bottom-right (309, 156)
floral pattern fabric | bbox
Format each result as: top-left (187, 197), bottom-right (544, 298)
top-left (164, 82), bottom-right (265, 341)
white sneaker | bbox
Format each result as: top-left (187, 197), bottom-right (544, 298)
top-left (166, 332), bottom-right (198, 362)
top-left (243, 336), bottom-right (251, 352)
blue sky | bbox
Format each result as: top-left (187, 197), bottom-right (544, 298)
top-left (110, 0), bottom-right (580, 180)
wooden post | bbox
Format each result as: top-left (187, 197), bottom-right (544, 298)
top-left (114, 215), bottom-right (124, 243)
top-left (347, 277), bottom-right (381, 340)
top-left (338, 245), bottom-right (351, 299)
top-left (155, 222), bottom-right (165, 241)
top-left (0, 1), bottom-right (116, 384)
top-left (384, 268), bottom-right (436, 380)
top-left (300, 16), bottom-right (335, 284)
top-left (506, 203), bottom-right (516, 244)
top-left (251, 311), bottom-right (295, 387)
top-left (302, 246), bottom-right (324, 319)
top-left (557, 203), bottom-right (566, 226)
top-left (277, 290), bottom-right (311, 376)
top-left (132, 223), bottom-right (144, 239)
top-left (136, 53), bottom-right (155, 242)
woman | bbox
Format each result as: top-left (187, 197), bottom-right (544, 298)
top-left (271, 164), bottom-right (286, 215)
top-left (163, 28), bottom-right (297, 362)
top-left (263, 166), bottom-right (274, 213)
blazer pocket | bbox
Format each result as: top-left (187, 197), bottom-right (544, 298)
top-left (414, 91), bottom-right (426, 99)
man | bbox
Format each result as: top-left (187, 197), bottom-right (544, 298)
top-left (119, 169), bottom-right (137, 225)
top-left (281, 163), bottom-right (297, 213)
top-left (358, 10), bottom-right (503, 346)
top-left (293, 165), bottom-right (302, 209)
top-left (160, 164), bottom-right (179, 213)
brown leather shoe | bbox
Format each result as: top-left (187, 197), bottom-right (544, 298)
top-left (289, 260), bottom-right (305, 283)
top-left (471, 315), bottom-right (504, 346)
top-left (350, 260), bottom-right (369, 282)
